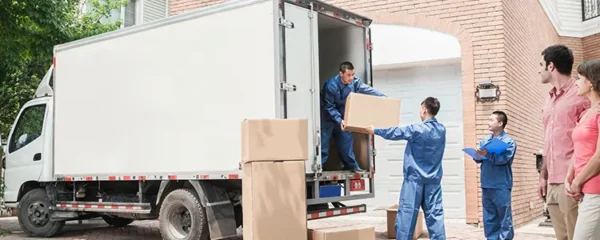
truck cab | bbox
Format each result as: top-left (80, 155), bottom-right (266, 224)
top-left (4, 66), bottom-right (54, 205)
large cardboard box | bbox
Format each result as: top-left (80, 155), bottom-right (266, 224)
top-left (242, 161), bottom-right (307, 240)
top-left (241, 119), bottom-right (308, 162)
top-left (387, 205), bottom-right (424, 239)
top-left (343, 93), bottom-right (401, 134)
top-left (308, 225), bottom-right (375, 240)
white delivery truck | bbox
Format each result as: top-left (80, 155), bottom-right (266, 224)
top-left (0, 0), bottom-right (378, 238)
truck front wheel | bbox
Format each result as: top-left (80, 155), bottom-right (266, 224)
top-left (159, 189), bottom-right (209, 240)
top-left (18, 188), bottom-right (65, 237)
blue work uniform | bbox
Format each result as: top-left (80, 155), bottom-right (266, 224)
top-left (474, 131), bottom-right (516, 240)
top-left (320, 75), bottom-right (384, 170)
top-left (374, 118), bottom-right (446, 240)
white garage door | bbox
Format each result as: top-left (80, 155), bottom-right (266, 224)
top-left (371, 63), bottom-right (466, 219)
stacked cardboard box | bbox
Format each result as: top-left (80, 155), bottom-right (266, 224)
top-left (387, 204), bottom-right (425, 239)
top-left (343, 92), bottom-right (401, 133)
top-left (308, 224), bottom-right (375, 240)
top-left (241, 119), bottom-right (309, 240)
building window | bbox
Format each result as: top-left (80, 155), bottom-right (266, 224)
top-left (583, 0), bottom-right (600, 21)
top-left (123, 0), bottom-right (137, 27)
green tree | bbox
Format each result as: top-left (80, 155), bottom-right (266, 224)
top-left (0, 0), bottom-right (127, 137)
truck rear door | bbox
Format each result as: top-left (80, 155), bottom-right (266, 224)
top-left (280, 2), bottom-right (321, 173)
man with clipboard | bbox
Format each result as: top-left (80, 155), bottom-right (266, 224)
top-left (465, 111), bottom-right (517, 240)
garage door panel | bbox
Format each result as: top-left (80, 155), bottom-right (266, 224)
top-left (371, 64), bottom-right (466, 219)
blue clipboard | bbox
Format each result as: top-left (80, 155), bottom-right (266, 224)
top-left (462, 148), bottom-right (487, 161)
top-left (482, 138), bottom-right (510, 154)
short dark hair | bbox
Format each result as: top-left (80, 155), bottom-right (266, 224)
top-left (577, 59), bottom-right (600, 95)
top-left (339, 61), bottom-right (354, 73)
top-left (421, 97), bottom-right (440, 116)
top-left (492, 111), bottom-right (508, 128)
top-left (541, 45), bottom-right (574, 75)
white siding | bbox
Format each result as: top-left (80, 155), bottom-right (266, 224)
top-left (143, 0), bottom-right (168, 23)
top-left (539, 0), bottom-right (600, 37)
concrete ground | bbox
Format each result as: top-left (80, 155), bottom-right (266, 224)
top-left (0, 212), bottom-right (556, 240)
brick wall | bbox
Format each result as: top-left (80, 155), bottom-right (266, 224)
top-left (169, 0), bottom-right (555, 227)
top-left (583, 33), bottom-right (600, 61)
top-left (560, 37), bottom-right (584, 76)
top-left (502, 0), bottom-right (558, 227)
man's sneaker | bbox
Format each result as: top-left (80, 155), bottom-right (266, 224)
top-left (352, 168), bottom-right (365, 173)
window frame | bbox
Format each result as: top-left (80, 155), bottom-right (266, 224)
top-left (8, 104), bottom-right (47, 154)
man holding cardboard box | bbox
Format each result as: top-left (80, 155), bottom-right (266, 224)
top-left (320, 61), bottom-right (386, 173)
top-left (366, 97), bottom-right (446, 240)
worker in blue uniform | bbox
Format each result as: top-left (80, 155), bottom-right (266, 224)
top-left (320, 61), bottom-right (385, 173)
top-left (474, 111), bottom-right (516, 240)
top-left (366, 97), bottom-right (446, 240)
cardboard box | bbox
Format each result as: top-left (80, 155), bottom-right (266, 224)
top-left (343, 93), bottom-right (401, 134)
top-left (308, 225), bottom-right (375, 240)
top-left (242, 161), bottom-right (307, 240)
top-left (387, 204), bottom-right (424, 239)
top-left (241, 119), bottom-right (308, 162)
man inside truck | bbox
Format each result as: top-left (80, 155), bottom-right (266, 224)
top-left (320, 61), bottom-right (386, 173)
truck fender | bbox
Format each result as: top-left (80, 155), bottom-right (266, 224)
top-left (156, 180), bottom-right (237, 239)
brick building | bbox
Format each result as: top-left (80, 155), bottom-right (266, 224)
top-left (159, 0), bottom-right (600, 227)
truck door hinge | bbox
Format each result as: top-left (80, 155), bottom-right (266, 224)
top-left (279, 18), bottom-right (295, 28)
top-left (372, 149), bottom-right (377, 157)
top-left (280, 82), bottom-right (297, 92)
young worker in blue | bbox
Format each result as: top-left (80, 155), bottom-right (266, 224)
top-left (366, 97), bottom-right (446, 240)
top-left (320, 61), bottom-right (385, 173)
top-left (474, 111), bottom-right (517, 240)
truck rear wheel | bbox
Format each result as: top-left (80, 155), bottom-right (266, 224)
top-left (159, 189), bottom-right (209, 240)
top-left (18, 188), bottom-right (65, 237)
top-left (102, 215), bottom-right (134, 227)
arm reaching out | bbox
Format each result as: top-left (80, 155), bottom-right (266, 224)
top-left (354, 79), bottom-right (385, 97)
top-left (373, 125), bottom-right (415, 141)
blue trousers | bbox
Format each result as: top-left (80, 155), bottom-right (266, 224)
top-left (320, 120), bottom-right (358, 169)
top-left (395, 180), bottom-right (446, 240)
top-left (482, 188), bottom-right (514, 240)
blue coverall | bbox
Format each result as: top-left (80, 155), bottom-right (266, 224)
top-left (320, 75), bottom-right (384, 170)
top-left (474, 131), bottom-right (517, 240)
top-left (373, 118), bottom-right (446, 240)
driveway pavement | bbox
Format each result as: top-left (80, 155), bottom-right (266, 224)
top-left (0, 212), bottom-right (556, 240)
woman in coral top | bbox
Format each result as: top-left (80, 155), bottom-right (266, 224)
top-left (566, 59), bottom-right (600, 239)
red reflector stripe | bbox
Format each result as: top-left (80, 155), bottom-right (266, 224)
top-left (139, 176), bottom-right (147, 180)
top-left (353, 207), bottom-right (360, 212)
top-left (326, 211), bottom-right (334, 217)
top-left (126, 206), bottom-right (133, 210)
top-left (72, 204), bottom-right (79, 208)
top-left (85, 204), bottom-right (92, 208)
top-left (59, 204), bottom-right (67, 208)
top-left (310, 213), bottom-right (319, 219)
top-left (123, 176), bottom-right (131, 180)
top-left (108, 176), bottom-right (117, 181)
top-left (53, 57), bottom-right (56, 68)
top-left (340, 209), bottom-right (348, 214)
top-left (98, 205), bottom-right (105, 209)
top-left (85, 177), bottom-right (93, 181)
top-left (200, 175), bottom-right (209, 179)
top-left (65, 177), bottom-right (73, 182)
top-left (168, 175), bottom-right (177, 180)
top-left (228, 174), bottom-right (239, 179)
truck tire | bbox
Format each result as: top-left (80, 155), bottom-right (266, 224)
top-left (159, 189), bottom-right (209, 240)
top-left (17, 188), bottom-right (65, 237)
top-left (102, 216), bottom-right (134, 227)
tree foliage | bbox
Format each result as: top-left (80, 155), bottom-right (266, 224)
top-left (0, 0), bottom-right (127, 138)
